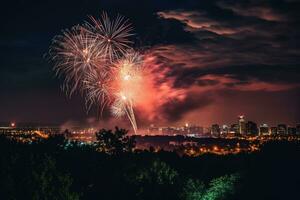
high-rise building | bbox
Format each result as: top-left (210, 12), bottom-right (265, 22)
top-left (287, 127), bottom-right (296, 135)
top-left (296, 124), bottom-right (300, 135)
top-left (277, 124), bottom-right (287, 135)
top-left (259, 124), bottom-right (269, 135)
top-left (184, 123), bottom-right (190, 134)
top-left (230, 124), bottom-right (239, 135)
top-left (246, 121), bottom-right (258, 135)
top-left (221, 125), bottom-right (229, 135)
top-left (189, 126), bottom-right (204, 135)
top-left (211, 124), bottom-right (220, 137)
top-left (238, 115), bottom-right (246, 134)
top-left (270, 127), bottom-right (278, 135)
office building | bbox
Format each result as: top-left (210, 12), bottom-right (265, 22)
top-left (287, 127), bottom-right (296, 135)
top-left (238, 115), bottom-right (246, 134)
top-left (270, 127), bottom-right (278, 135)
top-left (221, 125), bottom-right (229, 135)
top-left (296, 124), bottom-right (300, 135)
top-left (211, 124), bottom-right (220, 137)
top-left (277, 124), bottom-right (287, 135)
top-left (246, 121), bottom-right (258, 135)
top-left (259, 124), bottom-right (269, 135)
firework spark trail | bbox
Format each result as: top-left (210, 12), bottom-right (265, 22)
top-left (109, 51), bottom-right (145, 133)
top-left (111, 92), bottom-right (138, 133)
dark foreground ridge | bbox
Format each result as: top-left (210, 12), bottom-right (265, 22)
top-left (0, 127), bottom-right (300, 200)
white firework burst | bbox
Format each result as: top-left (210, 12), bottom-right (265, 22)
top-left (50, 25), bottom-right (104, 95)
top-left (83, 12), bottom-right (134, 62)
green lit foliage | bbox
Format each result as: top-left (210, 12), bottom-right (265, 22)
top-left (181, 174), bottom-right (239, 200)
top-left (29, 155), bottom-right (79, 200)
top-left (95, 127), bottom-right (135, 154)
top-left (181, 179), bottom-right (206, 200)
top-left (132, 159), bottom-right (179, 200)
top-left (203, 174), bottom-right (239, 200)
top-left (135, 159), bottom-right (178, 185)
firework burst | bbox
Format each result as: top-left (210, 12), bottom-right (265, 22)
top-left (50, 12), bottom-right (142, 134)
top-left (83, 12), bottom-right (134, 62)
top-left (50, 25), bottom-right (105, 95)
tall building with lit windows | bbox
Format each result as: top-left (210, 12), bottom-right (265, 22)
top-left (296, 124), bottom-right (300, 135)
top-left (246, 121), bottom-right (258, 135)
top-left (230, 124), bottom-right (239, 136)
top-left (211, 124), bottom-right (220, 137)
top-left (277, 124), bottom-right (287, 135)
top-left (238, 115), bottom-right (246, 135)
top-left (259, 124), bottom-right (269, 135)
top-left (221, 125), bottom-right (229, 135)
top-left (287, 127), bottom-right (296, 135)
top-left (270, 127), bottom-right (278, 135)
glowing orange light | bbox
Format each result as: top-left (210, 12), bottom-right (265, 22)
top-left (213, 146), bottom-right (219, 151)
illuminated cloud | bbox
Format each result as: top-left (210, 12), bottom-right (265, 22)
top-left (197, 74), bottom-right (300, 92)
top-left (131, 46), bottom-right (300, 126)
top-left (157, 10), bottom-right (243, 35)
top-left (134, 3), bottom-right (300, 125)
top-left (218, 2), bottom-right (288, 22)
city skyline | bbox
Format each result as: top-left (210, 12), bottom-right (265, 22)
top-left (2, 114), bottom-right (299, 134)
top-left (1, 113), bottom-right (300, 130)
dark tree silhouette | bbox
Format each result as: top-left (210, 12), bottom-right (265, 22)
top-left (95, 127), bottom-right (136, 154)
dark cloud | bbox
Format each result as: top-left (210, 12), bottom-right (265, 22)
top-left (161, 93), bottom-right (213, 122)
top-left (154, 0), bottom-right (300, 88)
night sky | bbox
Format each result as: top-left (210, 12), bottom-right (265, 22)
top-left (1, 0), bottom-right (300, 128)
